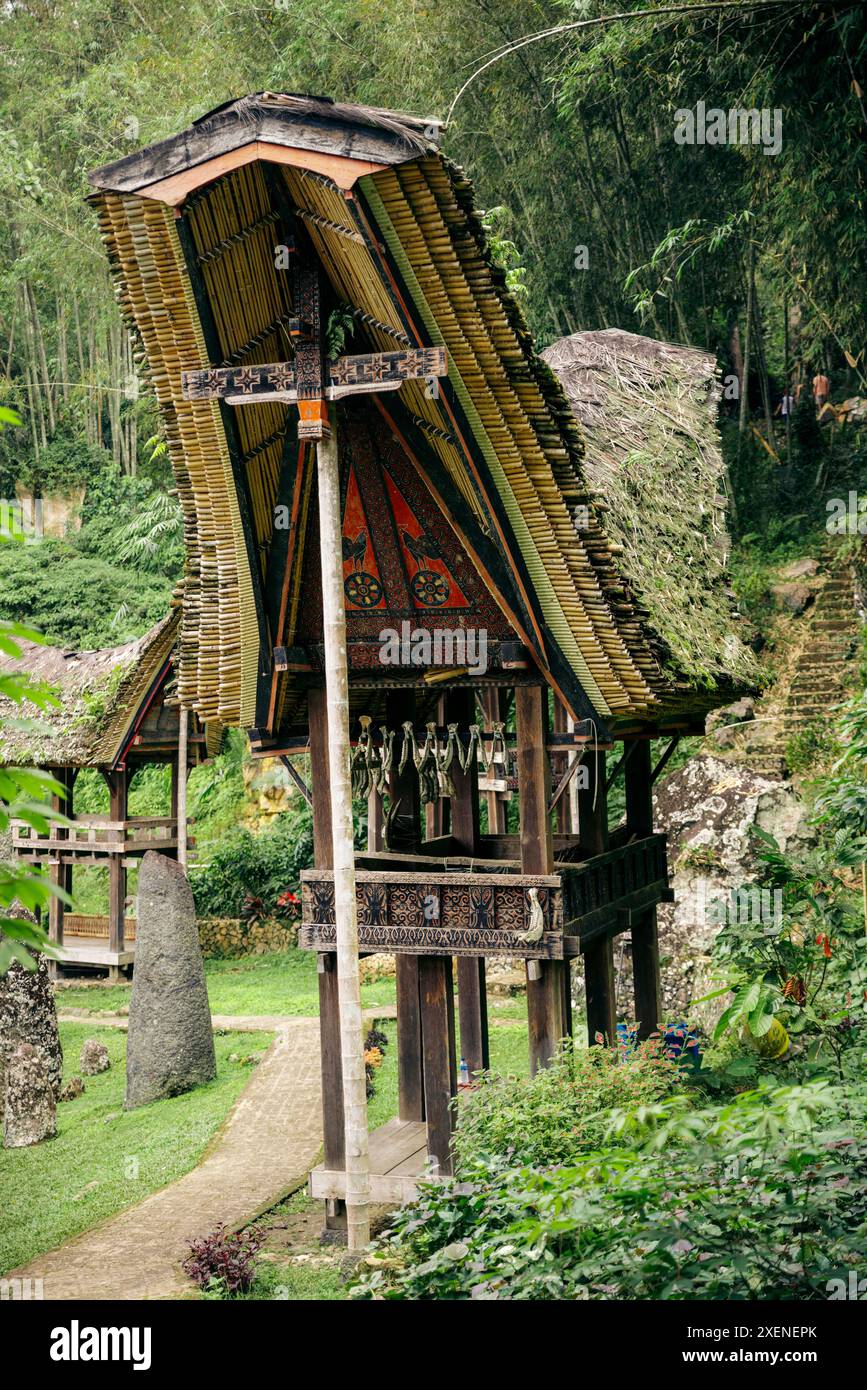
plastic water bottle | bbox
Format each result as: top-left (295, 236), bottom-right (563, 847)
top-left (458, 1056), bottom-right (471, 1089)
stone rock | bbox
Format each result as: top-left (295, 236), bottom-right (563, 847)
top-left (59, 1076), bottom-right (85, 1102)
top-left (125, 852), bottom-right (216, 1110)
top-left (0, 951), bottom-right (62, 1132)
top-left (3, 1043), bottom-right (57, 1147)
top-left (651, 754), bottom-right (815, 1020)
top-left (771, 582), bottom-right (813, 615)
top-left (780, 557), bottom-right (819, 580)
top-left (80, 1039), bottom-right (110, 1075)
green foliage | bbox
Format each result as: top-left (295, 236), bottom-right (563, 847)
top-left (353, 1081), bottom-right (867, 1301)
top-left (19, 433), bottom-right (109, 495)
top-left (188, 803), bottom-right (314, 919)
top-left (0, 541), bottom-right (172, 648)
top-left (454, 1039), bottom-right (681, 1172)
top-left (700, 826), bottom-right (867, 1076)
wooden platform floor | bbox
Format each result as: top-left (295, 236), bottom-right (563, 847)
top-left (309, 1118), bottom-right (433, 1206)
top-left (53, 935), bottom-right (135, 970)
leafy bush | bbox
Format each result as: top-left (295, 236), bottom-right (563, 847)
top-left (188, 803), bottom-right (314, 919)
top-left (0, 540), bottom-right (172, 648)
top-left (702, 826), bottom-right (867, 1077)
top-left (182, 1223), bottom-right (264, 1296)
top-left (353, 1081), bottom-right (867, 1301)
top-left (454, 1040), bottom-right (681, 1171)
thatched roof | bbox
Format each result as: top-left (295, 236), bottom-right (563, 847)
top-left (0, 612), bottom-right (178, 768)
top-left (542, 330), bottom-right (759, 713)
top-left (88, 95), bottom-right (754, 732)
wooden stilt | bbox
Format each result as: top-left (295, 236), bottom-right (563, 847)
top-left (478, 689), bottom-right (507, 833)
top-left (48, 766), bottom-right (72, 961)
top-left (625, 739), bottom-right (661, 1039)
top-left (447, 688), bottom-right (489, 1076)
top-left (419, 954), bottom-right (457, 1175)
top-left (578, 749), bottom-right (616, 1045)
top-left (106, 768), bottom-right (128, 954)
top-left (309, 686), bottom-right (346, 1235)
top-left (315, 409), bottom-right (369, 1250)
top-left (516, 685), bottom-right (564, 1072)
top-left (387, 690), bottom-right (425, 1122)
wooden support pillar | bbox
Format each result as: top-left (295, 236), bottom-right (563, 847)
top-left (386, 690), bottom-right (425, 1123)
top-left (309, 686), bottom-right (346, 1236)
top-left (419, 954), bottom-right (457, 1175)
top-left (516, 684), bottom-right (564, 1073)
top-left (578, 748), bottom-right (617, 1045)
top-left (625, 738), bottom-right (661, 1039)
top-left (446, 688), bottom-right (489, 1077)
top-left (106, 767), bottom-right (127, 954)
top-left (48, 766), bottom-right (73, 957)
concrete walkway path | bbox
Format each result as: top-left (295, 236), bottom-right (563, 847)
top-left (12, 1017), bottom-right (323, 1300)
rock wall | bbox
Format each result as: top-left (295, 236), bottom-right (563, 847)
top-left (197, 916), bottom-right (297, 958)
top-left (651, 754), bottom-right (815, 1020)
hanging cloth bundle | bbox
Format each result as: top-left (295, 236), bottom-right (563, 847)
top-left (462, 723), bottom-right (489, 776)
top-left (350, 715), bottom-right (373, 799)
top-left (416, 722), bottom-right (440, 805)
top-left (375, 725), bottom-right (395, 795)
top-left (438, 722), bottom-right (461, 799)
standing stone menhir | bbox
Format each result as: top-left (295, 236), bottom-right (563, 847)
top-left (4, 1042), bottom-right (57, 1147)
top-left (125, 852), bottom-right (216, 1110)
top-left (0, 949), bottom-right (63, 1137)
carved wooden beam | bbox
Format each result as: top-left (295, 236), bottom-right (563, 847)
top-left (181, 347), bottom-right (448, 405)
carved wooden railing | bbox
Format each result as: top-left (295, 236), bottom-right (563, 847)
top-left (299, 869), bottom-right (564, 959)
top-left (299, 834), bottom-right (671, 960)
top-left (12, 816), bottom-right (179, 859)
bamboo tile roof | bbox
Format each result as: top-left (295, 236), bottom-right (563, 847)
top-left (88, 93), bottom-right (755, 733)
top-left (0, 612), bottom-right (179, 768)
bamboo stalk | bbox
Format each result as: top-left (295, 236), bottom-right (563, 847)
top-left (316, 402), bottom-right (370, 1249)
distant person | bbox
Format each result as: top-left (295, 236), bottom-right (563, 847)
top-left (812, 371), bottom-right (831, 409)
top-left (775, 391), bottom-right (795, 418)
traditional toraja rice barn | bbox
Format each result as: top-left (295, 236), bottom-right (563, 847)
top-left (0, 612), bottom-right (203, 978)
top-left (87, 94), bottom-right (757, 1236)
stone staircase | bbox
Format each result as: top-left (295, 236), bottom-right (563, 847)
top-left (737, 551), bottom-right (860, 778)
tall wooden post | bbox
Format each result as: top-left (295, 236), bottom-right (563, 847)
top-left (386, 690), bottom-right (425, 1123)
top-left (625, 739), bottom-right (661, 1039)
top-left (316, 409), bottom-right (370, 1250)
top-left (516, 684), bottom-right (564, 1073)
top-left (578, 748), bottom-right (616, 1045)
top-left (48, 766), bottom-right (73, 962)
top-left (309, 685), bottom-right (346, 1236)
top-left (107, 767), bottom-right (128, 955)
top-left (447, 688), bottom-right (489, 1077)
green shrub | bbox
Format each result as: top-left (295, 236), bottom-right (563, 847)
top-left (353, 1081), bottom-right (867, 1301)
top-left (454, 1040), bottom-right (681, 1171)
top-left (188, 804), bottom-right (314, 918)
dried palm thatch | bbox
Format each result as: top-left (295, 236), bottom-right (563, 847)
top-left (0, 612), bottom-right (178, 768)
top-left (543, 330), bottom-right (759, 701)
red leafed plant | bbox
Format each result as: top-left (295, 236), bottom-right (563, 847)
top-left (182, 1224), bottom-right (264, 1295)
top-left (275, 889), bottom-right (301, 918)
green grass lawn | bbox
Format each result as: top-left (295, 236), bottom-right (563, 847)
top-left (55, 950), bottom-right (398, 1019)
top-left (0, 1022), bottom-right (271, 1276)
